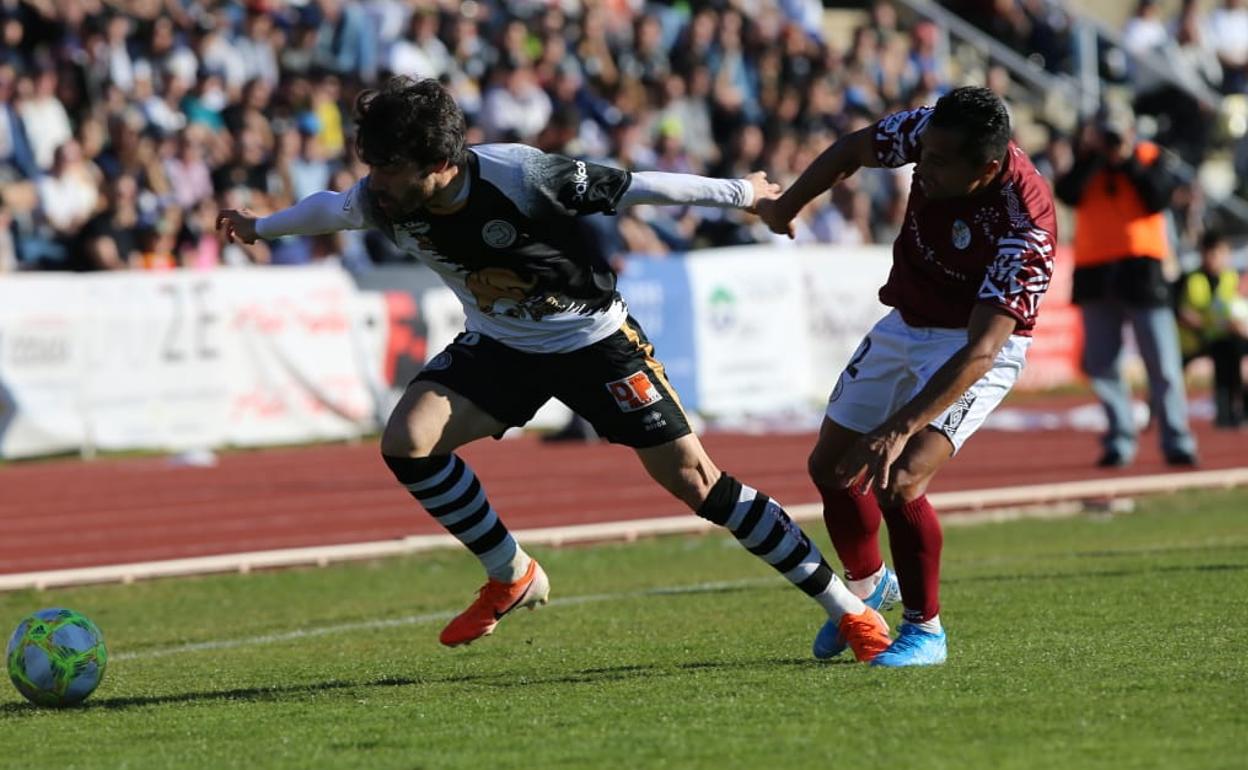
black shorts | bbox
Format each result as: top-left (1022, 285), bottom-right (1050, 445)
top-left (413, 317), bottom-right (692, 448)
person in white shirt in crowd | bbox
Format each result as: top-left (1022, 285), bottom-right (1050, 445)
top-left (18, 70), bottom-right (73, 172)
top-left (37, 140), bottom-right (101, 240)
top-left (479, 62), bottom-right (554, 143)
top-left (1206, 0), bottom-right (1248, 92)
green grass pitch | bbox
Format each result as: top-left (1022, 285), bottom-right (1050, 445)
top-left (2, 488), bottom-right (1246, 769)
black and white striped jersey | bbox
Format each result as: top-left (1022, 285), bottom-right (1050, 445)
top-left (361, 144), bottom-right (633, 352)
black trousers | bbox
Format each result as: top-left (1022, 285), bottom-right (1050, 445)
top-left (1191, 338), bottom-right (1248, 427)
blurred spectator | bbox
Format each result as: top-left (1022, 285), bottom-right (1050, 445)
top-left (1132, 0), bottom-right (1220, 165)
top-left (389, 11), bottom-right (452, 81)
top-left (1122, 0), bottom-right (1167, 60)
top-left (1177, 231), bottom-right (1248, 427)
top-left (134, 214), bottom-right (180, 271)
top-left (0, 206), bottom-right (14, 272)
top-left (479, 62), bottom-right (553, 143)
top-left (37, 139), bottom-right (100, 252)
top-left (1055, 104), bottom-right (1198, 467)
top-left (76, 173), bottom-right (142, 271)
top-left (287, 121), bottom-right (334, 204)
top-left (309, 76), bottom-right (345, 159)
top-left (1205, 0), bottom-right (1248, 93)
top-left (236, 9), bottom-right (280, 89)
top-left (314, 0), bottom-right (377, 82)
top-left (0, 65), bottom-right (38, 182)
top-left (102, 14), bottom-right (136, 94)
top-left (179, 197), bottom-right (224, 270)
top-left (20, 70), bottom-right (74, 171)
top-left (164, 126), bottom-right (214, 210)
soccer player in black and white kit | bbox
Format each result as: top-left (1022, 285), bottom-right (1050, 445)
top-left (218, 77), bottom-right (891, 658)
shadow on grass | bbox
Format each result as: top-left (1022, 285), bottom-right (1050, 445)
top-left (0, 656), bottom-right (836, 715)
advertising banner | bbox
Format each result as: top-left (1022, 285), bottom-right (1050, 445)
top-left (0, 267), bottom-right (378, 459)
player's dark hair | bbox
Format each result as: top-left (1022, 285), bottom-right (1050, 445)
top-left (930, 86), bottom-right (1011, 166)
top-left (354, 77), bottom-right (467, 169)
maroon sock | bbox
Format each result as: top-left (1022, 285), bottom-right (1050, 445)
top-left (881, 495), bottom-right (943, 623)
top-left (818, 483), bottom-right (884, 580)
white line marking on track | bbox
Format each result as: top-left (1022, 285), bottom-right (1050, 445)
top-left (5, 467), bottom-right (1246, 593)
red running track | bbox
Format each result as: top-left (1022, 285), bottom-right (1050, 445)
top-left (2, 416), bottom-right (1245, 575)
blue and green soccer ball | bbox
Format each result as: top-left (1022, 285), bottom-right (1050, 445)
top-left (7, 608), bottom-right (107, 707)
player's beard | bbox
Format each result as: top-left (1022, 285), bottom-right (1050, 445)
top-left (378, 191), bottom-right (426, 223)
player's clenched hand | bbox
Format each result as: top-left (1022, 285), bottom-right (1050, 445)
top-left (752, 197), bottom-right (795, 240)
top-left (743, 171), bottom-right (781, 211)
top-left (216, 209), bottom-right (260, 245)
top-left (834, 428), bottom-right (909, 492)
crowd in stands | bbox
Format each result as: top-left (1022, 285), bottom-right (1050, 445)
top-left (0, 0), bottom-right (1243, 281)
top-left (0, 0), bottom-right (955, 273)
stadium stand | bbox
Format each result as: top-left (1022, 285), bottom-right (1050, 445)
top-left (0, 0), bottom-right (1245, 276)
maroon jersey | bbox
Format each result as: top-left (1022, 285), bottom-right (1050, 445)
top-left (872, 106), bottom-right (1057, 336)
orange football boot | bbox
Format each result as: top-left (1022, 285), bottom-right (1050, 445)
top-left (837, 607), bottom-right (893, 662)
top-left (439, 559), bottom-right (550, 647)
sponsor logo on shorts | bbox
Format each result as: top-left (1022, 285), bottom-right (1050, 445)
top-left (641, 410), bottom-right (667, 431)
top-left (606, 371), bottom-right (663, 413)
top-left (423, 351), bottom-right (452, 372)
top-left (942, 391), bottom-right (978, 434)
top-left (481, 219), bottom-right (518, 249)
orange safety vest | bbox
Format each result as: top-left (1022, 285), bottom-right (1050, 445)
top-left (1072, 141), bottom-right (1169, 268)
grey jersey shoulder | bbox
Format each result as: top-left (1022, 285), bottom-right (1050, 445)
top-left (471, 143), bottom-right (548, 219)
top-left (470, 143), bottom-right (632, 219)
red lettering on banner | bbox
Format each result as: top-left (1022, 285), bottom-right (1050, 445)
top-left (230, 375), bottom-right (370, 422)
top-left (383, 291), bottom-right (427, 385)
top-left (232, 305), bottom-right (286, 334)
top-left (606, 371), bottom-right (663, 412)
top-left (231, 390), bottom-right (289, 418)
top-left (232, 301), bottom-right (350, 335)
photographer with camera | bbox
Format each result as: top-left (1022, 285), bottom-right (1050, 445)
top-left (1055, 102), bottom-right (1198, 468)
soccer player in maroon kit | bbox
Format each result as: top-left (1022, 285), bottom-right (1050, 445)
top-left (757, 87), bottom-right (1057, 666)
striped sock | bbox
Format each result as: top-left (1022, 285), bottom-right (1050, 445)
top-left (697, 473), bottom-right (865, 620)
top-left (383, 454), bottom-right (530, 582)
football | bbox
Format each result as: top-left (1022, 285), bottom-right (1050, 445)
top-left (7, 608), bottom-right (108, 707)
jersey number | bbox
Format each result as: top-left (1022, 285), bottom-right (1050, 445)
top-left (845, 337), bottom-right (872, 379)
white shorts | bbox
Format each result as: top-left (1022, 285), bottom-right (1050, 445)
top-left (826, 310), bottom-right (1031, 453)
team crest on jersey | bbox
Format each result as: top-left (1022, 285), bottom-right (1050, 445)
top-left (606, 371), bottom-right (663, 413)
top-left (482, 219), bottom-right (518, 248)
top-left (423, 350), bottom-right (452, 372)
top-left (952, 219), bottom-right (971, 250)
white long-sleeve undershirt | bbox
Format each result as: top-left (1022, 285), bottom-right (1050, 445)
top-left (255, 190), bottom-right (364, 239)
top-left (619, 171), bottom-right (754, 209)
top-left (255, 171), bottom-right (753, 239)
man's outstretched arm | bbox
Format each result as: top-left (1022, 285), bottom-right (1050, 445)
top-left (618, 170), bottom-right (776, 211)
top-left (755, 126), bottom-right (879, 238)
top-left (217, 185), bottom-right (371, 244)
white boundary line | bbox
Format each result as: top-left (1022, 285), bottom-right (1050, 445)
top-left (112, 578), bottom-right (772, 662)
top-left (3, 467), bottom-right (1246, 592)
